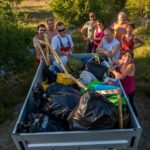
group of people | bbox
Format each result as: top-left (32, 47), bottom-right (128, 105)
top-left (33, 18), bottom-right (74, 64)
top-left (33, 11), bottom-right (144, 117)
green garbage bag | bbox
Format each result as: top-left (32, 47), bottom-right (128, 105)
top-left (107, 95), bottom-right (127, 113)
top-left (80, 80), bottom-right (104, 93)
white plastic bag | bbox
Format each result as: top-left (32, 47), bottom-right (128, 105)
top-left (79, 70), bottom-right (97, 85)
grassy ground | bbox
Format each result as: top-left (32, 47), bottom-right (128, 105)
top-left (0, 0), bottom-right (150, 150)
top-left (133, 26), bottom-right (150, 150)
top-left (15, 0), bottom-right (51, 25)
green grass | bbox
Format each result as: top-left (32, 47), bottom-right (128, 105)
top-left (0, 62), bottom-right (37, 122)
top-left (72, 29), bottom-right (87, 53)
top-left (134, 26), bottom-right (150, 97)
top-left (14, 0), bottom-right (52, 24)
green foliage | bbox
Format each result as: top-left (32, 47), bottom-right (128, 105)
top-left (5, 0), bottom-right (23, 4)
top-left (134, 26), bottom-right (150, 98)
top-left (49, 0), bottom-right (125, 26)
top-left (134, 25), bottom-right (150, 37)
top-left (0, 0), bottom-right (37, 122)
top-left (0, 63), bottom-right (37, 122)
top-left (0, 25), bottom-right (35, 71)
top-left (72, 29), bottom-right (86, 53)
top-left (0, 1), bottom-right (35, 71)
top-left (125, 0), bottom-right (150, 20)
top-left (0, 0), bottom-right (17, 25)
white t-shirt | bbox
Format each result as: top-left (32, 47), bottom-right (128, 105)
top-left (101, 37), bottom-right (120, 61)
top-left (82, 21), bottom-right (96, 41)
top-left (51, 34), bottom-right (74, 52)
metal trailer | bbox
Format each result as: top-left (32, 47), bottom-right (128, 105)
top-left (12, 53), bottom-right (142, 150)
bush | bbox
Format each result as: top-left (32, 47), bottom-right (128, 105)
top-left (72, 29), bottom-right (86, 53)
top-left (0, 0), bottom-right (35, 71)
top-left (0, 0), bottom-right (37, 122)
top-left (49, 0), bottom-right (125, 26)
top-left (0, 62), bottom-right (37, 122)
top-left (0, 25), bottom-right (35, 70)
top-left (125, 0), bottom-right (150, 21)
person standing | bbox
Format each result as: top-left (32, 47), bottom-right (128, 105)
top-left (33, 24), bottom-right (47, 64)
top-left (81, 12), bottom-right (96, 53)
top-left (46, 17), bottom-right (57, 43)
top-left (110, 11), bottom-right (129, 41)
top-left (121, 23), bottom-right (144, 56)
top-left (92, 19), bottom-right (104, 52)
top-left (96, 28), bottom-right (121, 64)
top-left (109, 52), bottom-right (138, 116)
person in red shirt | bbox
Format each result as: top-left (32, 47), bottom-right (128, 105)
top-left (121, 23), bottom-right (144, 56)
top-left (92, 19), bottom-right (104, 52)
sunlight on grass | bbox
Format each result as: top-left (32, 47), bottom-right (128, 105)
top-left (134, 26), bottom-right (150, 59)
top-left (134, 25), bottom-right (150, 96)
top-left (134, 45), bottom-right (150, 58)
top-left (14, 0), bottom-right (51, 24)
top-left (16, 0), bottom-right (50, 12)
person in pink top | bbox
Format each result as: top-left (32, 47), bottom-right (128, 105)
top-left (109, 51), bottom-right (138, 116)
top-left (92, 19), bottom-right (104, 52)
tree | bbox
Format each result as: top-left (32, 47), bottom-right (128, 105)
top-left (0, 0), bottom-right (34, 68)
top-left (6, 0), bottom-right (22, 4)
top-left (125, 0), bottom-right (150, 21)
top-left (49, 0), bottom-right (125, 26)
top-left (0, 0), bottom-right (16, 26)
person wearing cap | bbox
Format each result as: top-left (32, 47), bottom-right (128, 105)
top-left (110, 11), bottom-right (129, 41)
top-left (81, 12), bottom-right (97, 53)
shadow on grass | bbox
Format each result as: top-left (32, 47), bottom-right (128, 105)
top-left (18, 10), bottom-right (53, 24)
top-left (19, 10), bottom-right (52, 18)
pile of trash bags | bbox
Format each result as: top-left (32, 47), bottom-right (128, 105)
top-left (16, 57), bottom-right (129, 133)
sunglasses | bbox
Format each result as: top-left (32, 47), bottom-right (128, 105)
top-left (58, 28), bottom-right (65, 32)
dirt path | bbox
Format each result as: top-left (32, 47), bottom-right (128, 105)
top-left (136, 93), bottom-right (150, 150)
top-left (0, 103), bottom-right (23, 150)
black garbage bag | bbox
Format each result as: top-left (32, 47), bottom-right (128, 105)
top-left (42, 83), bottom-right (81, 120)
top-left (68, 91), bottom-right (118, 130)
top-left (16, 113), bottom-right (66, 133)
top-left (86, 62), bottom-right (108, 81)
top-left (43, 65), bottom-right (60, 83)
top-left (32, 82), bottom-right (45, 113)
top-left (46, 82), bottom-right (80, 94)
